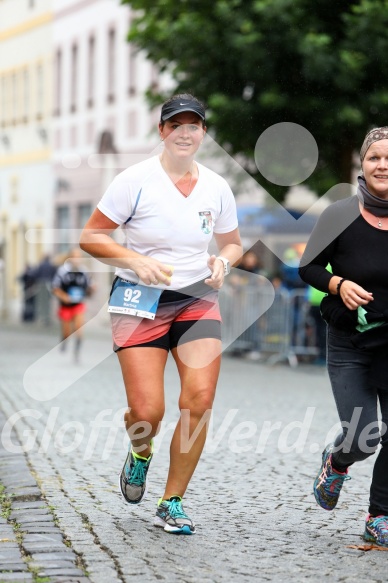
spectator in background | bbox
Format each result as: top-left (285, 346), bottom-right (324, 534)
top-left (280, 246), bottom-right (306, 292)
top-left (35, 255), bottom-right (57, 326)
top-left (19, 264), bottom-right (37, 322)
top-left (280, 246), bottom-right (307, 346)
top-left (238, 250), bottom-right (264, 276)
top-left (52, 248), bottom-right (94, 363)
top-left (228, 250), bottom-right (265, 359)
top-left (270, 273), bottom-right (288, 295)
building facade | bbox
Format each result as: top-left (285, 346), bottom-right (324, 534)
top-left (52, 0), bottom-right (169, 320)
top-left (0, 0), bottom-right (54, 319)
top-left (0, 0), bottom-right (170, 321)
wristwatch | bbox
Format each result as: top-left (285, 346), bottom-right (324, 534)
top-left (217, 256), bottom-right (231, 275)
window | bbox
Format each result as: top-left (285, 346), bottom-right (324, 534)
top-left (107, 29), bottom-right (115, 103)
top-left (15, 70), bottom-right (22, 123)
top-left (87, 36), bottom-right (95, 108)
top-left (128, 42), bottom-right (137, 96)
top-left (0, 76), bottom-right (6, 127)
top-left (22, 68), bottom-right (29, 122)
top-left (56, 206), bottom-right (70, 253)
top-left (36, 63), bottom-right (43, 120)
top-left (77, 204), bottom-right (92, 229)
top-left (127, 110), bottom-right (137, 138)
top-left (70, 44), bottom-right (78, 113)
top-left (55, 129), bottom-right (61, 149)
top-left (150, 64), bottom-right (159, 92)
top-left (86, 120), bottom-right (94, 145)
top-left (11, 72), bottom-right (17, 124)
top-left (4, 75), bottom-right (11, 125)
top-left (70, 125), bottom-right (77, 148)
top-left (10, 175), bottom-right (19, 204)
top-left (54, 50), bottom-right (61, 116)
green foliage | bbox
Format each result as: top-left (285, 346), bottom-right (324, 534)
top-left (122, 0), bottom-right (388, 201)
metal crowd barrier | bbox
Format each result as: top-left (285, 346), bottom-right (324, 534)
top-left (220, 284), bottom-right (319, 366)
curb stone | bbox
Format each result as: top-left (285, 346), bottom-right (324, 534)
top-left (0, 409), bottom-right (92, 583)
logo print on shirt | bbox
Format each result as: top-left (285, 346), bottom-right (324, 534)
top-left (199, 211), bottom-right (213, 235)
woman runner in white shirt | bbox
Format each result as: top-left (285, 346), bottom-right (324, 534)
top-left (80, 94), bottom-right (242, 535)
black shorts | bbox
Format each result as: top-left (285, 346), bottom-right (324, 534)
top-left (112, 280), bottom-right (222, 352)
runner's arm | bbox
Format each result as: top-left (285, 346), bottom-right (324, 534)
top-left (79, 208), bottom-right (173, 285)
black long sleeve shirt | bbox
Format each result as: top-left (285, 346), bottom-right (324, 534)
top-left (299, 195), bottom-right (388, 320)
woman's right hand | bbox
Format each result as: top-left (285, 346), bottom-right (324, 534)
top-left (337, 279), bottom-right (374, 310)
top-left (129, 257), bottom-right (174, 286)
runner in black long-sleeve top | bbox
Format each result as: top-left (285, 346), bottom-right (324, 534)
top-left (299, 127), bottom-right (388, 547)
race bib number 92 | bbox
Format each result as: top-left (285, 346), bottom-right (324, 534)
top-left (108, 279), bottom-right (162, 320)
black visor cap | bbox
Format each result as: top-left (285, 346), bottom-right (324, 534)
top-left (160, 98), bottom-right (205, 122)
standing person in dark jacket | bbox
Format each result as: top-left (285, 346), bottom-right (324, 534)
top-left (19, 264), bottom-right (37, 322)
top-left (299, 127), bottom-right (388, 547)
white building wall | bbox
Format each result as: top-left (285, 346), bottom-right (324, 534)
top-left (0, 0), bottom-right (54, 320)
top-left (0, 0), bottom-right (172, 322)
top-left (52, 0), bottom-right (171, 324)
top-left (53, 0), bottom-right (165, 161)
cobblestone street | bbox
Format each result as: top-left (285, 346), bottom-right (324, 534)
top-left (0, 322), bottom-right (386, 583)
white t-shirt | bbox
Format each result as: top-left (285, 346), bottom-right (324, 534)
top-left (97, 155), bottom-right (238, 290)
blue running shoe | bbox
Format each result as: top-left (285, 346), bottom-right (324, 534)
top-left (313, 443), bottom-right (350, 510)
top-left (364, 514), bottom-right (388, 547)
top-left (119, 442), bottom-right (153, 505)
top-left (154, 496), bottom-right (196, 535)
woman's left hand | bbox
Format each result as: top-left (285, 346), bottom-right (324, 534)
top-left (339, 279), bottom-right (373, 310)
top-left (205, 255), bottom-right (225, 289)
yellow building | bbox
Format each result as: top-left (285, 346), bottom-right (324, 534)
top-left (0, 0), bottom-right (53, 319)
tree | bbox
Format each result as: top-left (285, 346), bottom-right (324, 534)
top-left (122, 0), bottom-right (388, 201)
